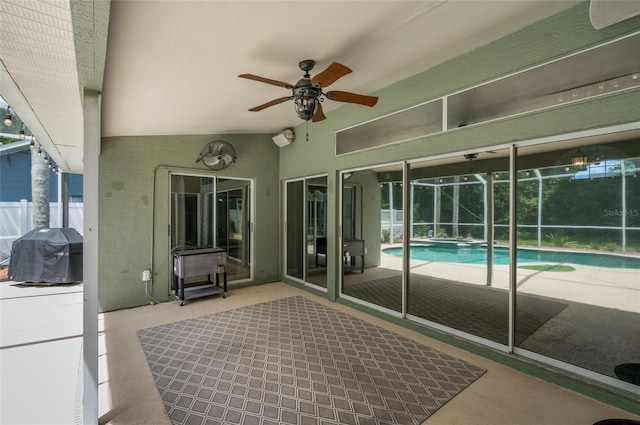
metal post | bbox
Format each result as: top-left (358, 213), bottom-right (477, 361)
top-left (402, 162), bottom-right (410, 318)
top-left (486, 174), bottom-right (494, 287)
top-left (61, 172), bottom-right (70, 227)
top-left (621, 160), bottom-right (627, 252)
top-left (82, 90), bottom-right (100, 425)
top-left (388, 182), bottom-right (394, 241)
top-left (410, 183), bottom-right (414, 239)
top-left (535, 169), bottom-right (543, 247)
top-left (508, 144), bottom-right (518, 353)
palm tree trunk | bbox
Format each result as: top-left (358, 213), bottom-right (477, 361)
top-left (31, 148), bottom-right (50, 228)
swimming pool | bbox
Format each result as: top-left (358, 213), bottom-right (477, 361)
top-left (382, 245), bottom-right (640, 269)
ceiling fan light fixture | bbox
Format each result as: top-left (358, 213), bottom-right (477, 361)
top-left (293, 87), bottom-right (319, 121)
top-left (572, 155), bottom-right (588, 166)
top-left (571, 148), bottom-right (589, 166)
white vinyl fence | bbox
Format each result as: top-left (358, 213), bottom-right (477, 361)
top-left (0, 200), bottom-right (83, 256)
top-left (380, 209), bottom-right (403, 242)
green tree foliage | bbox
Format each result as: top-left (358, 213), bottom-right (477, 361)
top-left (394, 163), bottom-right (640, 250)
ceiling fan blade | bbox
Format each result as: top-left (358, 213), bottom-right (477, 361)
top-left (248, 96), bottom-right (291, 112)
top-left (238, 74), bottom-right (293, 89)
top-left (311, 62), bottom-right (352, 87)
top-left (326, 90), bottom-right (378, 107)
top-left (312, 102), bottom-right (326, 122)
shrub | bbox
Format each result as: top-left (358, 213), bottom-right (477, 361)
top-left (413, 225), bottom-right (430, 238)
top-left (545, 232), bottom-right (575, 247)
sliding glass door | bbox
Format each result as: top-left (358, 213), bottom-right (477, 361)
top-left (337, 138), bottom-right (639, 393)
top-left (407, 149), bottom-right (510, 347)
top-left (170, 173), bottom-right (252, 282)
top-left (284, 175), bottom-right (328, 288)
top-left (340, 167), bottom-right (403, 315)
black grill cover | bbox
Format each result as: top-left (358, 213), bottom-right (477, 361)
top-left (8, 227), bottom-right (83, 284)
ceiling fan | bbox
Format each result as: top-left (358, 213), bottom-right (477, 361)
top-left (239, 60), bottom-right (378, 122)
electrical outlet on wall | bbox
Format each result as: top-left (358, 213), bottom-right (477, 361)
top-left (142, 270), bottom-right (151, 281)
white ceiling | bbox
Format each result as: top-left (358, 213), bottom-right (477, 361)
top-left (1, 0), bottom-right (582, 172)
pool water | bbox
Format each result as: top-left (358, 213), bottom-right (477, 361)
top-left (382, 245), bottom-right (640, 269)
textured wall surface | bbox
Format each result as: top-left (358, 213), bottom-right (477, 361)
top-left (97, 3), bottom-right (640, 310)
top-left (277, 2), bottom-right (640, 296)
top-left (98, 133), bottom-right (279, 311)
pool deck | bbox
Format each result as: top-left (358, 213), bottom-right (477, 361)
top-left (381, 246), bottom-right (640, 313)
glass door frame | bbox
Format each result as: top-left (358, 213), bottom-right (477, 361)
top-left (282, 173), bottom-right (328, 291)
top-left (338, 163), bottom-right (402, 305)
top-left (337, 124), bottom-right (640, 395)
top-left (169, 171), bottom-right (254, 285)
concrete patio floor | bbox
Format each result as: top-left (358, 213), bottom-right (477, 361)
top-left (0, 281), bottom-right (83, 425)
top-left (0, 275), bottom-right (638, 424)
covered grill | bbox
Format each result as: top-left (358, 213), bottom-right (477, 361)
top-left (8, 227), bottom-right (83, 284)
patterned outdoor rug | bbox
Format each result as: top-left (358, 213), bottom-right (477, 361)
top-left (138, 296), bottom-right (485, 425)
top-left (344, 275), bottom-right (568, 345)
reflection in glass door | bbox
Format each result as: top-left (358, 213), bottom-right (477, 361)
top-left (514, 146), bottom-right (640, 388)
top-left (284, 176), bottom-right (328, 288)
top-left (306, 178), bottom-right (328, 288)
top-left (340, 168), bottom-right (403, 314)
top-left (407, 151), bottom-right (509, 347)
top-left (285, 180), bottom-right (304, 280)
top-left (170, 174), bottom-right (252, 282)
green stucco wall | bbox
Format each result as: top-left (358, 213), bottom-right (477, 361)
top-left (98, 2), bottom-right (640, 311)
top-left (98, 134), bottom-right (280, 312)
top-left (278, 2), bottom-right (640, 296)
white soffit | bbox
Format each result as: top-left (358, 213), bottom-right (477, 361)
top-left (0, 0), bottom-right (83, 172)
top-left (101, 0), bottom-right (581, 138)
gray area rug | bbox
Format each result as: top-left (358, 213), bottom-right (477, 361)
top-left (344, 276), bottom-right (568, 345)
top-left (138, 296), bottom-right (485, 425)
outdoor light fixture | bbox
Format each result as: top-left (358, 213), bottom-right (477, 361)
top-left (19, 124), bottom-right (26, 139)
top-left (4, 106), bottom-right (12, 126)
top-left (37, 147), bottom-right (42, 157)
top-left (29, 137), bottom-right (35, 149)
top-left (272, 129), bottom-right (295, 147)
top-left (293, 86), bottom-right (320, 121)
